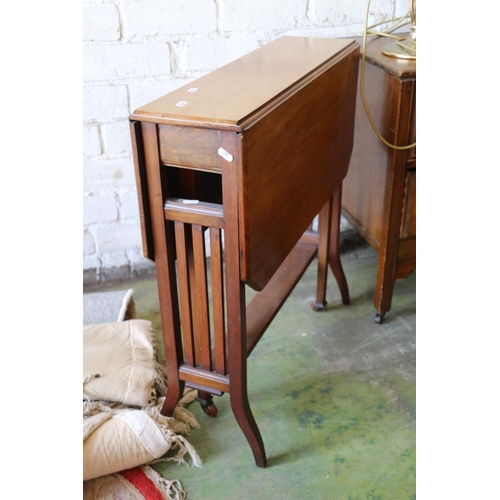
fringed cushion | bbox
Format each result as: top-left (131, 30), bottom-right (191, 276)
top-left (83, 395), bottom-right (202, 481)
top-left (83, 408), bottom-right (169, 481)
top-left (83, 320), bottom-right (167, 407)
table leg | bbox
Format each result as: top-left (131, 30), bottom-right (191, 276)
top-left (140, 122), bottom-right (185, 417)
top-left (329, 184), bottom-right (350, 305)
top-left (223, 139), bottom-right (267, 468)
top-left (227, 283), bottom-right (267, 468)
top-left (312, 196), bottom-right (332, 311)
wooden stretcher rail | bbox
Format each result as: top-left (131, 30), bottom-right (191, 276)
top-left (245, 240), bottom-right (318, 356)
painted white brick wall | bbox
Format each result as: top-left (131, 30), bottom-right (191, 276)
top-left (83, 0), bottom-right (408, 284)
top-left (83, 3), bottom-right (121, 41)
top-left (122, 0), bottom-right (218, 37)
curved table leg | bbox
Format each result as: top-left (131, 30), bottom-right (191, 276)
top-left (226, 283), bottom-right (267, 467)
top-left (230, 384), bottom-right (267, 468)
top-left (329, 184), bottom-right (350, 305)
top-left (223, 160), bottom-right (267, 468)
top-left (226, 281), bottom-right (267, 467)
top-left (161, 378), bottom-right (185, 416)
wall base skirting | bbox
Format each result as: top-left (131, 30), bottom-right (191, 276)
top-left (84, 260), bottom-right (156, 288)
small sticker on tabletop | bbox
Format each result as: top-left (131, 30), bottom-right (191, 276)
top-left (218, 147), bottom-right (233, 162)
top-left (187, 88), bottom-right (198, 93)
top-left (175, 101), bottom-right (188, 107)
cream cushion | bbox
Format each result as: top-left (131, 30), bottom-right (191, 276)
top-left (83, 409), bottom-right (171, 481)
top-left (83, 320), bottom-right (162, 407)
top-left (83, 319), bottom-right (202, 482)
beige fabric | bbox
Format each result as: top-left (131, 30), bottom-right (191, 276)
top-left (83, 320), bottom-right (165, 407)
top-left (83, 394), bottom-right (202, 481)
top-left (83, 319), bottom-right (201, 484)
top-left (83, 410), bottom-right (169, 481)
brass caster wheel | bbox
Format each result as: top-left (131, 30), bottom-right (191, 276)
top-left (374, 312), bottom-right (385, 324)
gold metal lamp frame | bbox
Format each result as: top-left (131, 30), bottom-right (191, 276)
top-left (382, 0), bottom-right (416, 59)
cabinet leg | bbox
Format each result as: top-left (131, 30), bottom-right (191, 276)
top-left (374, 252), bottom-right (395, 323)
top-left (329, 184), bottom-right (350, 305)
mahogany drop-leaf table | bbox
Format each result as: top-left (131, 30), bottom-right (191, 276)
top-left (130, 36), bottom-right (360, 467)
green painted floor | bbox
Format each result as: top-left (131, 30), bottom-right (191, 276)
top-left (84, 235), bottom-right (415, 499)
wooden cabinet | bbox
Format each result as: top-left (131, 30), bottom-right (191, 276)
top-left (341, 35), bottom-right (416, 323)
top-left (130, 36), bottom-right (360, 467)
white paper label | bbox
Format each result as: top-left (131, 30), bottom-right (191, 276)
top-left (175, 101), bottom-right (188, 107)
top-left (218, 147), bottom-right (233, 163)
top-left (187, 88), bottom-right (198, 93)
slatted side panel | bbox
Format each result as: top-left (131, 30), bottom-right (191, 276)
top-left (174, 222), bottom-right (195, 366)
top-left (210, 227), bottom-right (226, 375)
top-left (171, 219), bottom-right (227, 377)
top-left (191, 224), bottom-right (212, 371)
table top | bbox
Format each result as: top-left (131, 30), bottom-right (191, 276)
top-left (131, 36), bottom-right (358, 131)
top-left (356, 34), bottom-right (416, 79)
top-left (130, 35), bottom-right (360, 291)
